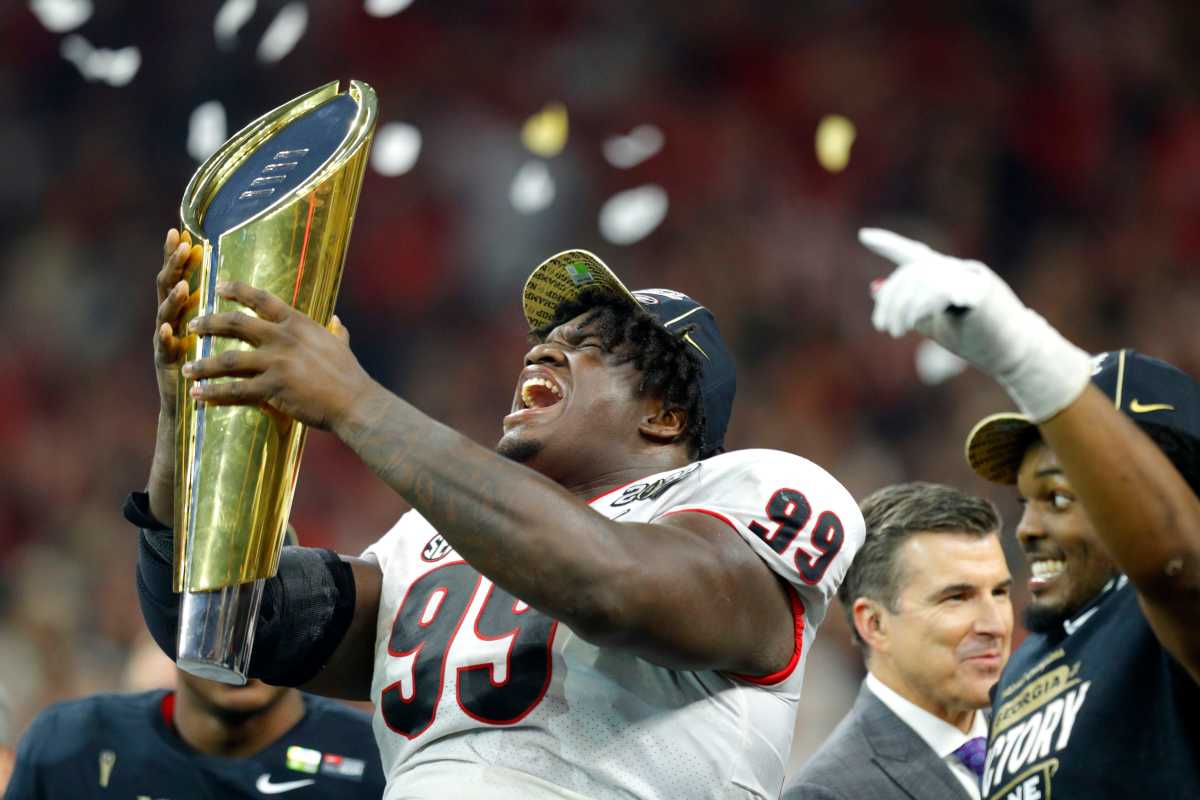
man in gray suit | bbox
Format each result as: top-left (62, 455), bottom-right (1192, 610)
top-left (785, 483), bottom-right (1013, 800)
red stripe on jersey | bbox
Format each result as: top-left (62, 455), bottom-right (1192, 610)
top-left (730, 585), bottom-right (805, 686)
top-left (659, 507), bottom-right (807, 686)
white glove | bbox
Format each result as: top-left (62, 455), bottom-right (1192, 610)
top-left (861, 227), bottom-right (1091, 423)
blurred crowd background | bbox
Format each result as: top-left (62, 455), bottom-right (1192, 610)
top-left (1, 0), bottom-right (1198, 778)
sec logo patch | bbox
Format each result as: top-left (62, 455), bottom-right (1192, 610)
top-left (421, 534), bottom-right (452, 563)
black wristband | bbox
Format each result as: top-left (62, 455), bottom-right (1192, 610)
top-left (123, 491), bottom-right (170, 531)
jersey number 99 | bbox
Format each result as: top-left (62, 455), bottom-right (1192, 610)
top-left (747, 488), bottom-right (844, 584)
top-left (381, 562), bottom-right (557, 739)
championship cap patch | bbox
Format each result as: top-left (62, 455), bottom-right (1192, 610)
top-left (566, 260), bottom-right (594, 286)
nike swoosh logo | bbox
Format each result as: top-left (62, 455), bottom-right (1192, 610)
top-left (1129, 399), bottom-right (1174, 413)
top-left (256, 774), bottom-right (316, 794)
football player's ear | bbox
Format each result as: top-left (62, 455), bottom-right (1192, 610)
top-left (639, 405), bottom-right (687, 445)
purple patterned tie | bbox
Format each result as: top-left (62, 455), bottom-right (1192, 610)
top-left (952, 736), bottom-right (987, 781)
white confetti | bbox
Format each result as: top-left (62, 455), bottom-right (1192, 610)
top-left (509, 161), bottom-right (555, 214)
top-left (602, 125), bottom-right (664, 169)
top-left (187, 101), bottom-right (227, 162)
top-left (364, 0), bottom-right (415, 17)
top-left (371, 123), bottom-right (422, 176)
top-left (256, 2), bottom-right (307, 64)
top-left (29, 0), bottom-right (92, 33)
top-left (915, 340), bottom-right (969, 386)
top-left (598, 185), bottom-right (667, 245)
top-left (214, 0), bottom-right (256, 51)
top-left (60, 35), bottom-right (141, 87)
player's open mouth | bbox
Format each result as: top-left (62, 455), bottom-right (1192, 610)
top-left (504, 368), bottom-right (566, 427)
top-left (519, 376), bottom-right (563, 410)
top-left (1028, 558), bottom-right (1066, 593)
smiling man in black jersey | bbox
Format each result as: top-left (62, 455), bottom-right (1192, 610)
top-left (863, 227), bottom-right (1200, 800)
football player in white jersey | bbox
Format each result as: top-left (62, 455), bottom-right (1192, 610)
top-left (135, 233), bottom-right (865, 799)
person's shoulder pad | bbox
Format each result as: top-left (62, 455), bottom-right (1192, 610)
top-left (16, 692), bottom-right (142, 762)
top-left (361, 509), bottom-right (434, 568)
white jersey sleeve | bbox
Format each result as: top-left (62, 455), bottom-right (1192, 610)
top-left (654, 448), bottom-right (865, 628)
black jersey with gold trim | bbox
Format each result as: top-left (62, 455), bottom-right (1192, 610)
top-left (6, 690), bottom-right (384, 799)
top-left (984, 579), bottom-right (1200, 800)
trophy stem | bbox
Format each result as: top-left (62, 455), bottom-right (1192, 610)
top-left (176, 579), bottom-right (265, 686)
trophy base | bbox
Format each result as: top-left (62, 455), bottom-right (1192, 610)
top-left (176, 579), bottom-right (265, 686)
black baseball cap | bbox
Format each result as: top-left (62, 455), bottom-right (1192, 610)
top-left (522, 249), bottom-right (735, 457)
top-left (966, 349), bottom-right (1200, 484)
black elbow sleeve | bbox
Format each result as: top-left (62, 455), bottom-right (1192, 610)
top-left (249, 547), bottom-right (357, 687)
top-left (127, 493), bottom-right (356, 687)
top-left (136, 528), bottom-right (180, 661)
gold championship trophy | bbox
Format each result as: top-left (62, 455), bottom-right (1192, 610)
top-left (173, 80), bottom-right (377, 684)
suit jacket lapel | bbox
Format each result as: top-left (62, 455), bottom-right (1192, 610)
top-left (855, 685), bottom-right (972, 800)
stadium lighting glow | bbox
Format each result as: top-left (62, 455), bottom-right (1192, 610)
top-left (371, 123), bottom-right (422, 176)
top-left (509, 161), bottom-right (556, 214)
top-left (815, 114), bottom-right (856, 173)
top-left (29, 0), bottom-right (92, 33)
top-left (256, 2), bottom-right (307, 64)
top-left (599, 185), bottom-right (668, 245)
top-left (521, 103), bottom-right (569, 158)
top-left (603, 125), bottom-right (664, 169)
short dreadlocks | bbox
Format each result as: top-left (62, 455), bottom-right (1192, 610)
top-left (532, 286), bottom-right (712, 459)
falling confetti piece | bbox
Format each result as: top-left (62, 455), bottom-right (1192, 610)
top-left (509, 161), bottom-right (555, 214)
top-left (256, 2), bottom-right (307, 64)
top-left (187, 101), bottom-right (227, 162)
top-left (603, 125), bottom-right (664, 169)
top-left (598, 185), bottom-right (668, 245)
top-left (521, 102), bottom-right (568, 158)
top-left (60, 35), bottom-right (141, 86)
top-left (29, 0), bottom-right (92, 33)
top-left (815, 114), bottom-right (856, 173)
top-left (214, 0), bottom-right (256, 51)
top-left (915, 340), bottom-right (968, 385)
top-left (371, 122), bottom-right (422, 176)
top-left (364, 0), bottom-right (414, 17)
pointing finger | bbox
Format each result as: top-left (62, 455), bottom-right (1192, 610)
top-left (858, 228), bottom-right (935, 266)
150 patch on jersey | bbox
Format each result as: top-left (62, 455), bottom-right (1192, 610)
top-left (611, 464), bottom-right (700, 507)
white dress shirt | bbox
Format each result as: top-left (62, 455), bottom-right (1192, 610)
top-left (865, 673), bottom-right (987, 800)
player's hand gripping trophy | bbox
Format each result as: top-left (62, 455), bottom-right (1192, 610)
top-left (148, 81), bottom-right (377, 684)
